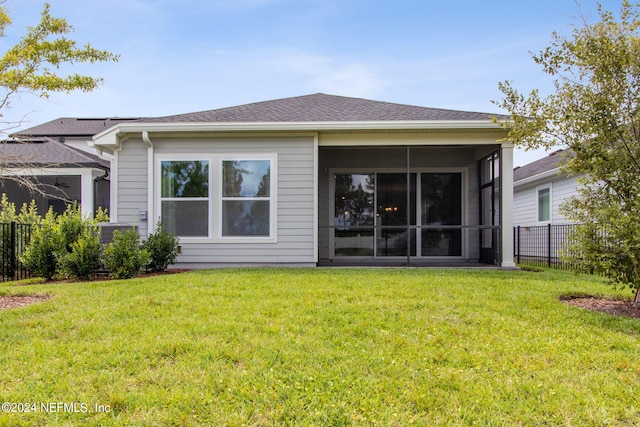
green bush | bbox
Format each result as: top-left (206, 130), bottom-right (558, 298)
top-left (21, 210), bottom-right (63, 280)
top-left (60, 227), bottom-right (103, 280)
top-left (103, 228), bottom-right (150, 279)
top-left (21, 203), bottom-right (105, 281)
top-left (143, 222), bottom-right (179, 272)
top-left (57, 202), bottom-right (85, 252)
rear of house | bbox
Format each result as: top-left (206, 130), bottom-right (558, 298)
top-left (92, 94), bottom-right (516, 268)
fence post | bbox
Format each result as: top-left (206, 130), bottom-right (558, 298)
top-left (517, 226), bottom-right (521, 264)
top-left (9, 221), bottom-right (16, 280)
top-left (547, 223), bottom-right (552, 267)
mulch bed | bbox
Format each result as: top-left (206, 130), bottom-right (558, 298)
top-left (0, 294), bottom-right (51, 310)
top-left (0, 269), bottom-right (192, 311)
top-left (561, 295), bottom-right (640, 319)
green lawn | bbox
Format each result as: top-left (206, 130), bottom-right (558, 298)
top-left (0, 268), bottom-right (639, 426)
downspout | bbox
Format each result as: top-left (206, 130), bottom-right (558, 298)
top-left (142, 131), bottom-right (154, 237)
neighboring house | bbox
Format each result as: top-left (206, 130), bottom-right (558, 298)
top-left (513, 149), bottom-right (580, 265)
top-left (513, 149), bottom-right (577, 226)
top-left (89, 93), bottom-right (516, 268)
top-left (1, 118), bottom-right (138, 217)
top-left (0, 137), bottom-right (110, 217)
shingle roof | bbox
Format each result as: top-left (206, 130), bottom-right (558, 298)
top-left (145, 93), bottom-right (509, 123)
top-left (14, 117), bottom-right (141, 138)
top-left (0, 137), bottom-right (109, 169)
top-left (514, 149), bottom-right (571, 182)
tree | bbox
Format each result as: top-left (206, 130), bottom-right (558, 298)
top-left (493, 1), bottom-right (640, 304)
top-left (0, 2), bottom-right (118, 196)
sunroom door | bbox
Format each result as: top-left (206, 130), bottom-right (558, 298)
top-left (333, 171), bottom-right (463, 259)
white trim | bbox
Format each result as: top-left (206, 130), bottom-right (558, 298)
top-left (218, 156), bottom-right (277, 242)
top-left (93, 120), bottom-right (505, 146)
top-left (143, 131), bottom-right (155, 236)
top-left (513, 168), bottom-right (561, 188)
top-left (110, 151), bottom-right (119, 222)
top-left (500, 145), bottom-right (516, 268)
top-left (155, 153), bottom-right (278, 244)
top-left (156, 156), bottom-right (212, 240)
top-left (313, 133), bottom-right (319, 263)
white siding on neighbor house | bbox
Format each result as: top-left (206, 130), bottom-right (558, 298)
top-left (116, 135), bottom-right (316, 266)
top-left (513, 173), bottom-right (581, 226)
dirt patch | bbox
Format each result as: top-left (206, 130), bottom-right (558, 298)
top-left (0, 294), bottom-right (50, 311)
top-left (561, 295), bottom-right (640, 319)
top-left (1, 269), bottom-right (193, 310)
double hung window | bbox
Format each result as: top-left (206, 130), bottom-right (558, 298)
top-left (158, 155), bottom-right (275, 240)
top-left (160, 160), bottom-right (209, 237)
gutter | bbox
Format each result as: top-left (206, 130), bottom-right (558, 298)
top-left (142, 131), bottom-right (153, 232)
top-left (513, 168), bottom-right (562, 188)
top-left (92, 120), bottom-right (506, 147)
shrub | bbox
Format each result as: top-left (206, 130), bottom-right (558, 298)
top-left (143, 222), bottom-right (179, 272)
top-left (57, 202), bottom-right (85, 252)
top-left (21, 203), bottom-right (104, 281)
top-left (103, 228), bottom-right (150, 279)
top-left (60, 227), bottom-right (103, 280)
top-left (21, 210), bottom-right (63, 280)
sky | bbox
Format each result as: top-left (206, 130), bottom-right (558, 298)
top-left (0, 0), bottom-right (626, 166)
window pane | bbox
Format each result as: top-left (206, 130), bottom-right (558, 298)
top-left (538, 188), bottom-right (550, 221)
top-left (376, 229), bottom-right (416, 257)
top-left (377, 173), bottom-right (416, 226)
top-left (222, 200), bottom-right (270, 236)
top-left (335, 229), bottom-right (374, 256)
top-left (161, 161), bottom-right (209, 198)
top-left (161, 200), bottom-right (208, 236)
top-left (334, 174), bottom-right (375, 226)
top-left (421, 173), bottom-right (461, 225)
top-left (223, 160), bottom-right (270, 197)
top-left (422, 230), bottom-right (462, 256)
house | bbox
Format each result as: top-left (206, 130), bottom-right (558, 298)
top-left (0, 136), bottom-right (110, 217)
top-left (86, 93), bottom-right (515, 268)
top-left (513, 149), bottom-right (576, 227)
top-left (1, 118), bottom-right (139, 217)
top-left (513, 149), bottom-right (580, 265)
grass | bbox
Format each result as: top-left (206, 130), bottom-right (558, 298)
top-left (0, 268), bottom-right (639, 426)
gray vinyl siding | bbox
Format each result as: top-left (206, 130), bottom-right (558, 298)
top-left (116, 136), bottom-right (316, 266)
top-left (116, 139), bottom-right (149, 237)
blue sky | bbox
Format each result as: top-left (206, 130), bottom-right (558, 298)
top-left (0, 0), bottom-right (625, 166)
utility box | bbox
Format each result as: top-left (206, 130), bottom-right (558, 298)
top-left (97, 223), bottom-right (138, 244)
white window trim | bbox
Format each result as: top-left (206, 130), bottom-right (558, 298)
top-left (536, 184), bottom-right (552, 224)
top-left (218, 155), bottom-right (277, 242)
top-left (155, 153), bottom-right (277, 244)
top-left (157, 157), bottom-right (212, 240)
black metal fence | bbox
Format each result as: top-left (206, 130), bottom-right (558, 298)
top-left (514, 224), bottom-right (577, 270)
top-left (0, 222), bottom-right (32, 281)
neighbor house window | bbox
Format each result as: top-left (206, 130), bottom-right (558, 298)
top-left (537, 186), bottom-right (551, 222)
top-left (160, 160), bottom-right (209, 237)
top-left (221, 160), bottom-right (271, 237)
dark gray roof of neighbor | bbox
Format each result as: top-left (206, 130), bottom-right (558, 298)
top-left (514, 149), bottom-right (571, 182)
top-left (144, 93), bottom-right (510, 123)
top-left (0, 137), bottom-right (109, 169)
top-left (13, 117), bottom-right (142, 138)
